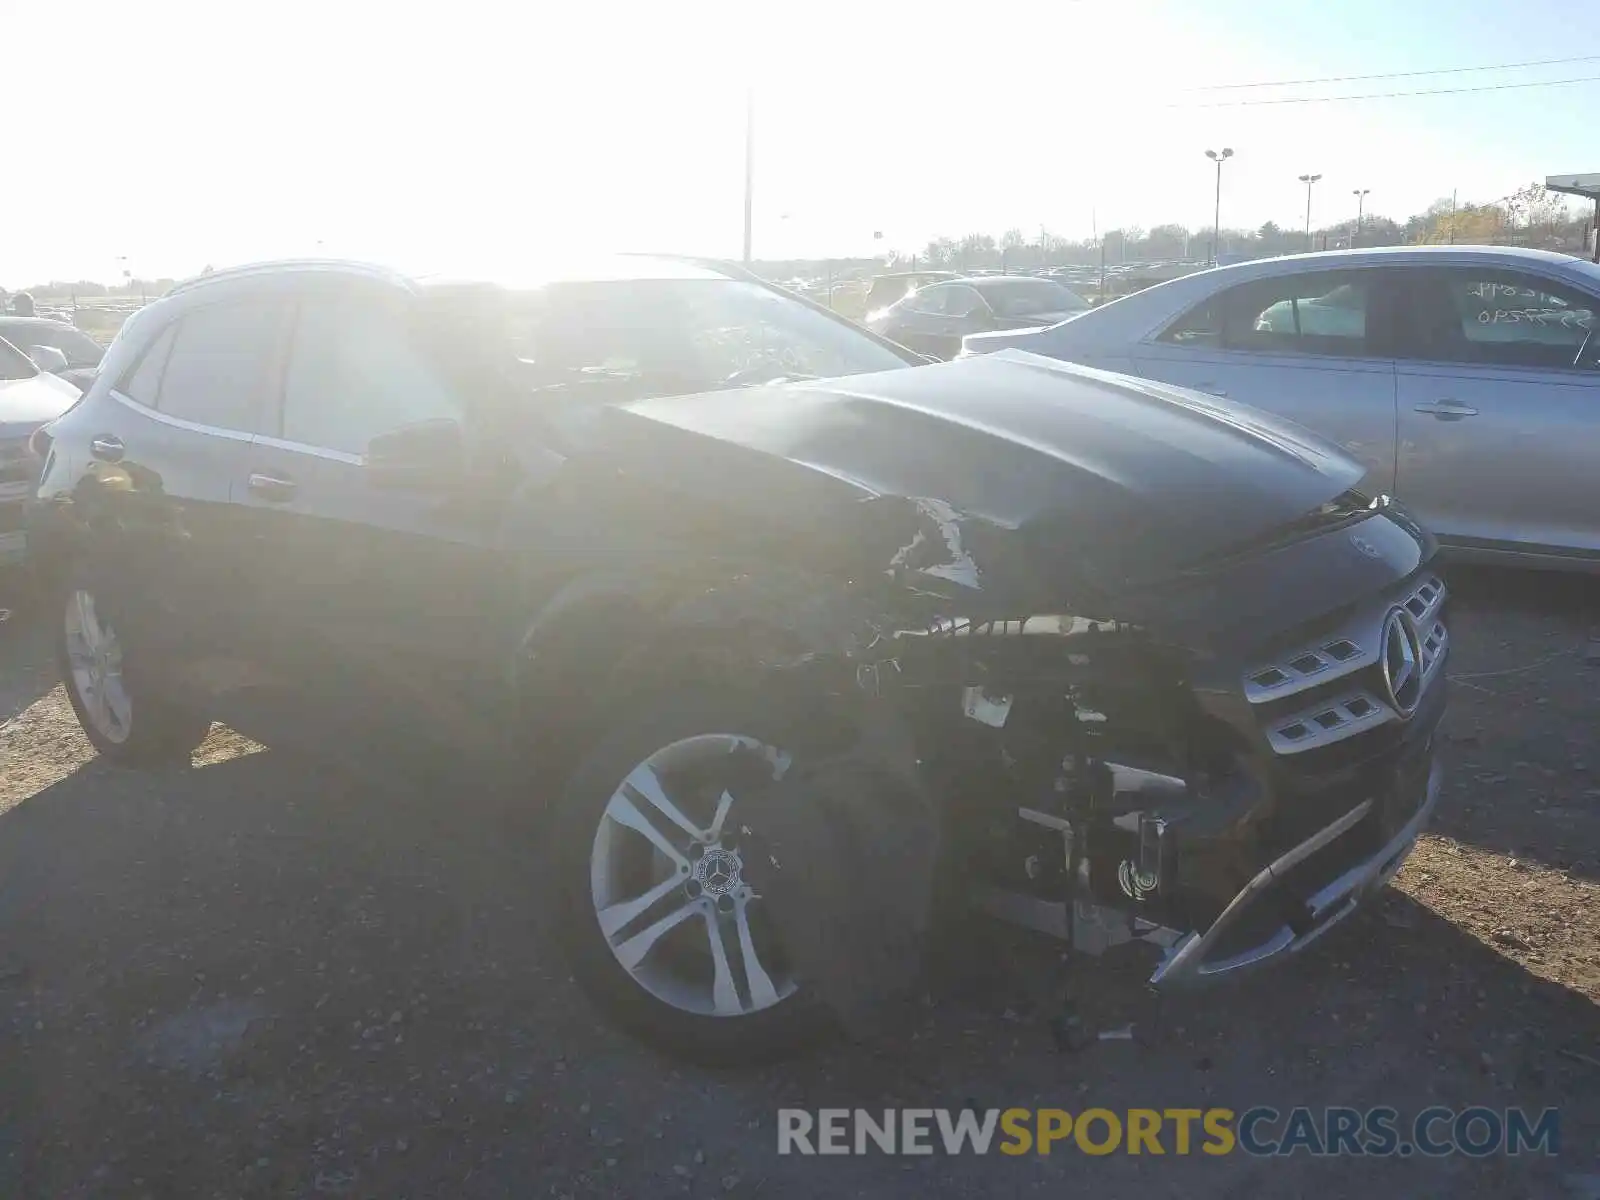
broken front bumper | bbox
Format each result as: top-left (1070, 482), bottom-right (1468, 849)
top-left (1149, 755), bottom-right (1441, 987)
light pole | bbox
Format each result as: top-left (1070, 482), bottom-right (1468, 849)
top-left (1299, 173), bottom-right (1322, 250)
top-left (1351, 188), bottom-right (1369, 247)
top-left (741, 87), bottom-right (754, 264)
top-left (1205, 148), bottom-right (1233, 264)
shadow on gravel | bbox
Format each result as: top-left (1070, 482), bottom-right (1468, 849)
top-left (1436, 566), bottom-right (1600, 882)
top-left (0, 741), bottom-right (1594, 1199)
top-left (0, 602), bottom-right (55, 727)
top-left (1447, 564), bottom-right (1600, 620)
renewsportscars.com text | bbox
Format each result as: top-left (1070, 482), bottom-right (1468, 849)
top-left (777, 1106), bottom-right (1560, 1158)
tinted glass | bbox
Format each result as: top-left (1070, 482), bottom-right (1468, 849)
top-left (868, 278), bottom-right (918, 308)
top-left (281, 299), bottom-right (462, 454)
top-left (945, 286), bottom-right (985, 316)
top-left (121, 323), bottom-right (176, 406)
top-left (5, 322), bottom-right (104, 366)
top-left (0, 336), bottom-right (35, 381)
top-left (1405, 270), bottom-right (1598, 370)
top-left (1160, 298), bottom-right (1223, 348)
top-left (157, 300), bottom-right (281, 429)
top-left (1164, 272), bottom-right (1369, 356)
top-left (977, 278), bottom-right (1089, 317)
top-left (904, 285), bottom-right (952, 314)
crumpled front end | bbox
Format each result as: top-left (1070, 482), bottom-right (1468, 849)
top-left (553, 358), bottom-right (1452, 1031)
top-left (875, 496), bottom-right (1450, 997)
top-left (1143, 569), bottom-right (1448, 986)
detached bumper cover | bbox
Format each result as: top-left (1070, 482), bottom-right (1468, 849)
top-left (1151, 755), bottom-right (1441, 987)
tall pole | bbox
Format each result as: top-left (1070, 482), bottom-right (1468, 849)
top-left (1205, 148), bottom-right (1232, 265)
top-left (1351, 188), bottom-right (1369, 247)
top-left (741, 87), bottom-right (754, 265)
top-left (1299, 173), bottom-right (1322, 249)
top-left (1214, 161), bottom-right (1223, 259)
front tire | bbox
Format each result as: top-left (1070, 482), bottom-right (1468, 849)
top-left (549, 689), bottom-right (832, 1064)
top-left (55, 578), bottom-right (212, 766)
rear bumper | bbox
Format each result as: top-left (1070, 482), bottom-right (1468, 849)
top-left (1150, 754), bottom-right (1441, 987)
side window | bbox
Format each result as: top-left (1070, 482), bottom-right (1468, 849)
top-left (1161, 273), bottom-right (1370, 357)
top-left (946, 286), bottom-right (986, 317)
top-left (120, 323), bottom-right (177, 408)
top-left (279, 299), bottom-right (462, 455)
top-left (906, 285), bottom-right (952, 315)
top-left (1159, 298), bottom-right (1223, 348)
top-left (156, 300), bottom-right (283, 430)
top-left (1406, 270), bottom-right (1598, 370)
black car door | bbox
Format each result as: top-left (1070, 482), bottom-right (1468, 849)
top-left (886, 285), bottom-right (952, 358)
top-left (222, 286), bottom-right (511, 769)
top-left (69, 297), bottom-right (286, 700)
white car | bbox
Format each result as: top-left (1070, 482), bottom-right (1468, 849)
top-left (962, 245), bottom-right (1600, 571)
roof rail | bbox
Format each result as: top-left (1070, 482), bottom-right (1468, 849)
top-left (167, 258), bottom-right (413, 298)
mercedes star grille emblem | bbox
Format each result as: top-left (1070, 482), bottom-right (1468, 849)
top-left (1379, 607), bottom-right (1424, 716)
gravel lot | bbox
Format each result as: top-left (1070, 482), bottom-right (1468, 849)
top-left (1, 567), bottom-right (1597, 1199)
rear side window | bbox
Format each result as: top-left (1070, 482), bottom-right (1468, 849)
top-left (279, 298), bottom-right (461, 455)
top-left (1401, 269), bottom-right (1599, 370)
top-left (121, 324), bottom-right (176, 407)
top-left (1162, 272), bottom-right (1371, 357)
top-left (155, 300), bottom-right (283, 430)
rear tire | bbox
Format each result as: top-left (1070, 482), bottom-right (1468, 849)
top-left (549, 688), bottom-right (833, 1064)
top-left (54, 573), bottom-right (213, 766)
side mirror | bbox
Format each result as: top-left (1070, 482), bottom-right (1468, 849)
top-left (28, 345), bottom-right (69, 374)
top-left (363, 418), bottom-right (466, 490)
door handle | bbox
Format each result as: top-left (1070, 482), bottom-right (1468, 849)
top-left (1196, 383), bottom-right (1230, 398)
top-left (248, 471), bottom-right (297, 502)
top-left (1413, 400), bottom-right (1479, 420)
top-left (90, 435), bottom-right (124, 462)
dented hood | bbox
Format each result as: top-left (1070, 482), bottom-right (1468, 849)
top-left (595, 350), bottom-right (1364, 598)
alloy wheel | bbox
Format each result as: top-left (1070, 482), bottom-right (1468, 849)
top-left (589, 734), bottom-right (799, 1018)
top-left (63, 589), bottom-right (132, 744)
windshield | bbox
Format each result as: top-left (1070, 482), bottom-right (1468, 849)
top-left (5, 322), bottom-right (105, 367)
top-left (504, 278), bottom-right (914, 397)
top-left (978, 278), bottom-right (1090, 318)
top-left (0, 336), bottom-right (39, 381)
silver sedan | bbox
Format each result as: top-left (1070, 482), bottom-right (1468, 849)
top-left (963, 245), bottom-right (1600, 571)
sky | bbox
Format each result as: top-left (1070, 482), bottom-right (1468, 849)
top-left (3, 0), bottom-right (1597, 285)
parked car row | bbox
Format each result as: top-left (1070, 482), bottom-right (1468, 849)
top-left (864, 274), bottom-right (1091, 359)
top-left (21, 253), bottom-right (1446, 1062)
top-left (0, 328), bottom-right (91, 568)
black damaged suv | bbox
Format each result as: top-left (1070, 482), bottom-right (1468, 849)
top-left (27, 256), bottom-right (1446, 1061)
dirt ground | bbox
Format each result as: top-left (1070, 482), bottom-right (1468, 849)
top-left (1, 567), bottom-right (1596, 1199)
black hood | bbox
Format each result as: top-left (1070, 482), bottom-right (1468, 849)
top-left (589, 351), bottom-right (1365, 604)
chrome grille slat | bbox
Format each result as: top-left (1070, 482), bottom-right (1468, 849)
top-left (1243, 576), bottom-right (1445, 706)
top-left (1418, 621), bottom-right (1448, 686)
top-left (1266, 689), bottom-right (1395, 755)
top-left (1245, 575), bottom-right (1448, 756)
